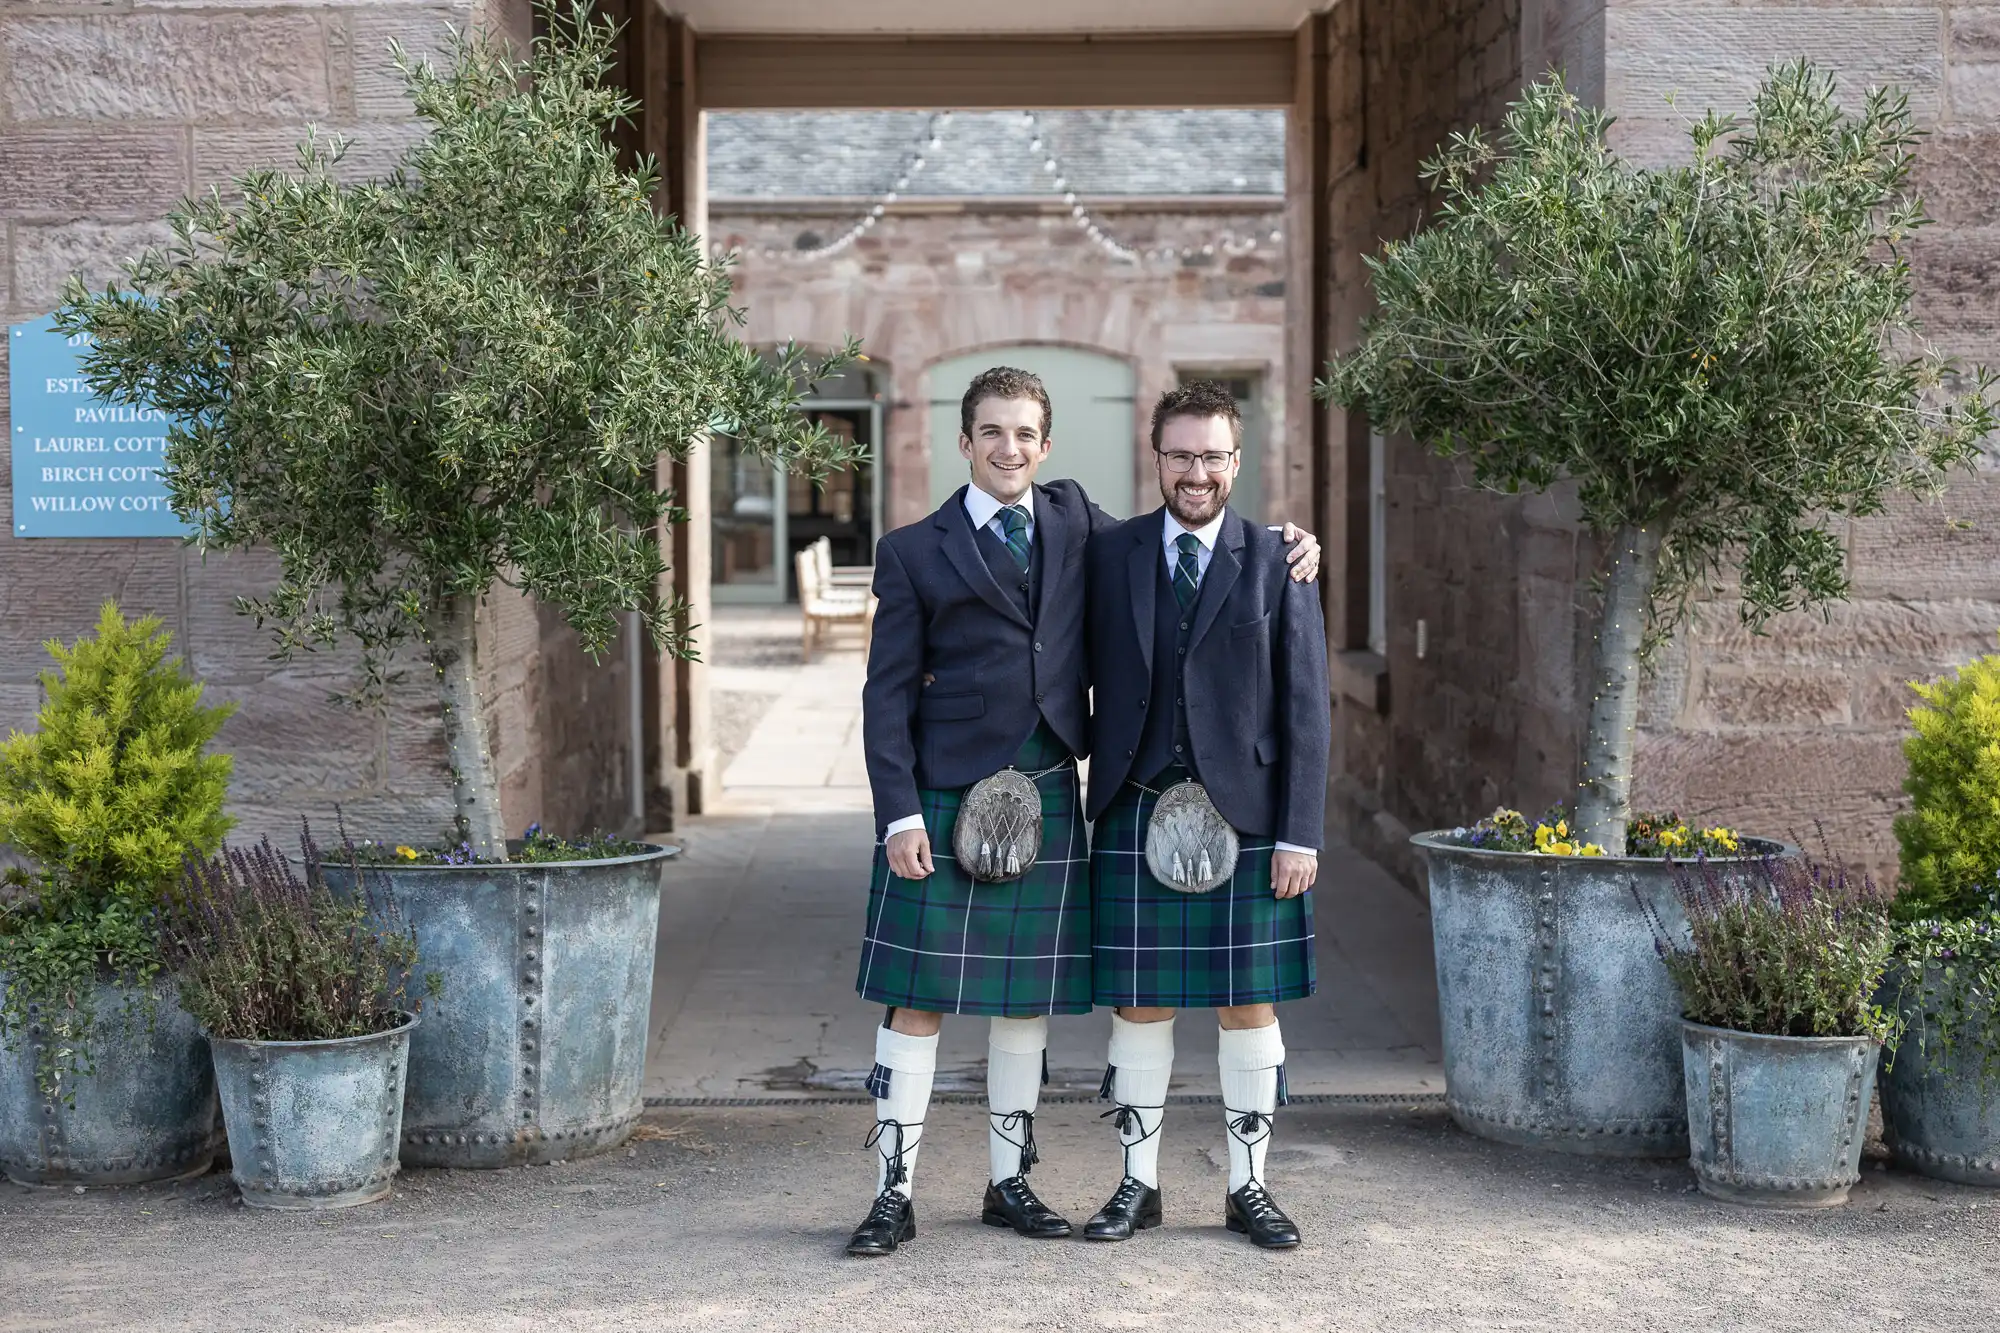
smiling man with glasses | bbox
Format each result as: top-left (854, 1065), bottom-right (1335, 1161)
top-left (1079, 380), bottom-right (1332, 1250)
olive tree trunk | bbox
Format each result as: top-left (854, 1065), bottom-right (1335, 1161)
top-left (1575, 523), bottom-right (1664, 854)
top-left (427, 593), bottom-right (508, 861)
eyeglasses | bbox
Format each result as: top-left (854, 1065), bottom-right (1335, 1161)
top-left (1157, 449), bottom-right (1238, 474)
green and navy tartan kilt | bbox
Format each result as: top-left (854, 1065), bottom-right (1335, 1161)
top-left (1091, 768), bottom-right (1316, 1008)
top-left (856, 723), bottom-right (1093, 1017)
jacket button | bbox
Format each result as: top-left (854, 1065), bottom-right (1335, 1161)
top-left (1180, 621), bottom-right (1189, 631)
top-left (1126, 749), bottom-right (1134, 758)
top-left (1139, 699), bottom-right (1148, 709)
top-left (1034, 642), bottom-right (1043, 652)
top-left (1176, 647), bottom-right (1185, 656)
top-left (1035, 692), bottom-right (1045, 703)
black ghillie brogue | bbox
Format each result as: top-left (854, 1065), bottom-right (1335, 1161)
top-left (1224, 1181), bottom-right (1301, 1249)
top-left (1084, 1175), bottom-right (1163, 1241)
top-left (981, 1175), bottom-right (1073, 1238)
top-left (846, 1190), bottom-right (916, 1257)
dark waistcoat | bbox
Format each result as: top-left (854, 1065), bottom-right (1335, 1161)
top-left (971, 516), bottom-right (1044, 626)
top-left (1132, 555), bottom-right (1199, 785)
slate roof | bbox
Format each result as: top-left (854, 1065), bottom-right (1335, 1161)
top-left (706, 110), bottom-right (1285, 198)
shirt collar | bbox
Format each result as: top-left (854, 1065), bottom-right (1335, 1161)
top-left (963, 483), bottom-right (1033, 531)
top-left (1162, 505), bottom-right (1225, 552)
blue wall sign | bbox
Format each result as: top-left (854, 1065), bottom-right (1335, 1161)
top-left (10, 313), bottom-right (192, 539)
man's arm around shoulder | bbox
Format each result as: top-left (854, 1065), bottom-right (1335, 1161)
top-left (1273, 563), bottom-right (1333, 897)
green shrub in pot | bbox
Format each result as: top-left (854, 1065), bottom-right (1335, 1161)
top-left (0, 603), bottom-right (235, 1091)
top-left (1894, 646), bottom-right (2000, 924)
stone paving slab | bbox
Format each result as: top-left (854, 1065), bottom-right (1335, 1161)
top-left (4, 1102), bottom-right (1992, 1332)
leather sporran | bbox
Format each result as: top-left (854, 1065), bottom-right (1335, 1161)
top-left (953, 768), bottom-right (1042, 883)
top-left (1144, 780), bottom-right (1239, 894)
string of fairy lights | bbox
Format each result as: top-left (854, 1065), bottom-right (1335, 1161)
top-left (714, 111), bottom-right (1283, 267)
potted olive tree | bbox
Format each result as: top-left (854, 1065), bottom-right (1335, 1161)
top-left (0, 604), bottom-right (233, 1186)
top-left (1319, 65), bottom-right (1996, 1155)
top-left (163, 834), bottom-right (433, 1209)
top-left (1878, 646), bottom-right (2000, 1186)
top-left (54, 4), bottom-right (856, 1168)
top-left (1647, 849), bottom-right (1897, 1207)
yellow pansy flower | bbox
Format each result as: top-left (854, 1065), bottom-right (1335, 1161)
top-left (395, 845), bottom-right (419, 861)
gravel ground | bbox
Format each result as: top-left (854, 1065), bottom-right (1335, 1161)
top-left (3, 1101), bottom-right (1994, 1332)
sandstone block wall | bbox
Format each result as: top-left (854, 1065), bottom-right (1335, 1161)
top-left (1331, 0), bottom-right (2000, 883)
top-left (712, 205), bottom-right (1289, 531)
top-left (1322, 0), bottom-right (1553, 882)
top-left (1609, 1), bottom-right (2000, 875)
top-left (0, 0), bottom-right (637, 849)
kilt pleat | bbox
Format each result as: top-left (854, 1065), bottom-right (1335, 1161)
top-left (856, 725), bottom-right (1093, 1016)
top-left (1091, 776), bottom-right (1316, 1009)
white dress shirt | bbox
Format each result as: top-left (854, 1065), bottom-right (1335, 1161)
top-left (883, 485), bottom-right (1038, 842)
top-left (961, 482), bottom-right (1035, 546)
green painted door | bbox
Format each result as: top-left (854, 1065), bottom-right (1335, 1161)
top-left (926, 346), bottom-right (1136, 518)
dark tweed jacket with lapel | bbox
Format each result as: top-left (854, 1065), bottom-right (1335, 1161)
top-left (862, 478), bottom-right (1111, 834)
top-left (1083, 506), bottom-right (1332, 848)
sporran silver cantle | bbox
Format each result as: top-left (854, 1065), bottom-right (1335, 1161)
top-left (954, 767), bottom-right (1042, 883)
top-left (1144, 780), bottom-right (1239, 893)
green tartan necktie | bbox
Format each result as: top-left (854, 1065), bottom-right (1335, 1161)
top-left (999, 504), bottom-right (1032, 571)
top-left (1173, 533), bottom-right (1202, 609)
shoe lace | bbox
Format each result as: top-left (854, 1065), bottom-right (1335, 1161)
top-left (1106, 1175), bottom-right (1151, 1210)
top-left (863, 1117), bottom-right (922, 1190)
top-left (1099, 1101), bottom-right (1165, 1181)
top-left (1225, 1107), bottom-right (1276, 1190)
top-left (1234, 1180), bottom-right (1285, 1221)
top-left (990, 1108), bottom-right (1040, 1177)
top-left (862, 1188), bottom-right (907, 1228)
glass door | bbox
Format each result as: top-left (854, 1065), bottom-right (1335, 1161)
top-left (711, 435), bottom-right (787, 604)
top-left (711, 397), bottom-right (883, 606)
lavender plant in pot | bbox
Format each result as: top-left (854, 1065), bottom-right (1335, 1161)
top-left (1317, 65), bottom-right (1995, 1154)
top-left (163, 835), bottom-right (435, 1210)
top-left (53, 5), bottom-right (857, 1168)
top-left (1647, 848), bottom-right (1897, 1208)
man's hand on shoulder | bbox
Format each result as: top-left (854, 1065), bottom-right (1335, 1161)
top-left (887, 828), bottom-right (935, 880)
top-left (1272, 849), bottom-right (1317, 899)
top-left (1276, 523), bottom-right (1321, 583)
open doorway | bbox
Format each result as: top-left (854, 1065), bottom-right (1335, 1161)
top-left (710, 358), bottom-right (885, 603)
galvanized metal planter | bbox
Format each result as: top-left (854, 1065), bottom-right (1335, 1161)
top-left (210, 1015), bottom-right (416, 1209)
top-left (1879, 973), bottom-right (2000, 1187)
top-left (0, 977), bottom-right (219, 1187)
top-left (1414, 833), bottom-right (1786, 1158)
top-left (1680, 1020), bottom-right (1877, 1208)
top-left (322, 844), bottom-right (676, 1169)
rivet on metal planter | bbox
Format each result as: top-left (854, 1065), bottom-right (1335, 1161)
top-left (210, 1017), bottom-right (416, 1210)
top-left (1681, 1021), bottom-right (1878, 1208)
top-left (0, 980), bottom-right (219, 1188)
top-left (320, 843), bottom-right (675, 1169)
top-left (1413, 832), bottom-right (1788, 1158)
top-left (1879, 969), bottom-right (2000, 1187)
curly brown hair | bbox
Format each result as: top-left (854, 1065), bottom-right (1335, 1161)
top-left (1150, 380), bottom-right (1243, 450)
top-left (960, 366), bottom-right (1053, 440)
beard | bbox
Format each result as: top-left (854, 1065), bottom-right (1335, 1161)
top-left (1164, 474), bottom-right (1231, 528)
